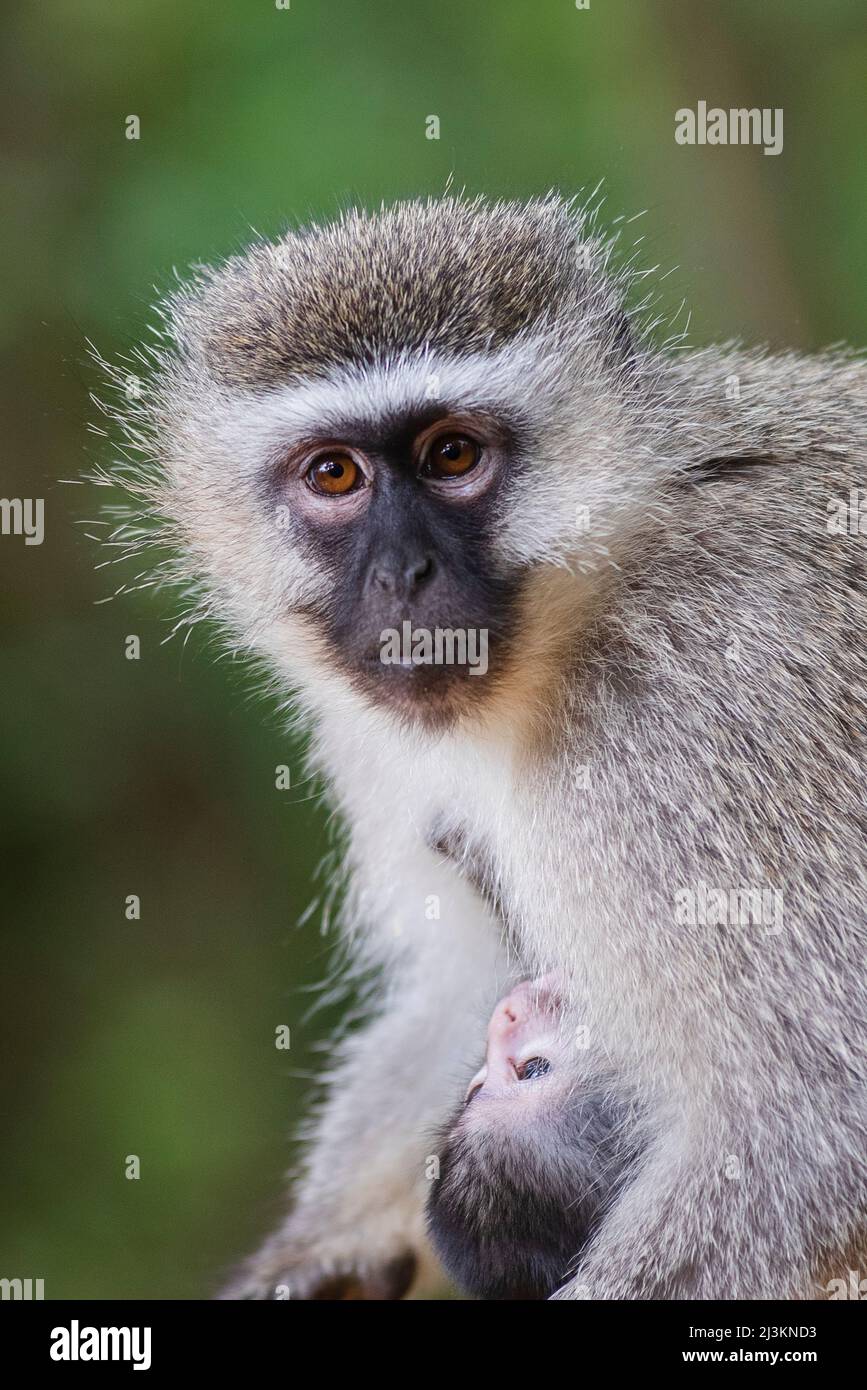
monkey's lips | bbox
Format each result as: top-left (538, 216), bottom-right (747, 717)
top-left (349, 646), bottom-right (495, 726)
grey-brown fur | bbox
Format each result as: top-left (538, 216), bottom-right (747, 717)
top-left (168, 195), bottom-right (628, 388)
top-left (96, 195), bottom-right (867, 1300)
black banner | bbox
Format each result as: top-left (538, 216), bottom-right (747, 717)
top-left (2, 1299), bottom-right (861, 1374)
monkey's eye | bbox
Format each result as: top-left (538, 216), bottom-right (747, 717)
top-left (420, 433), bottom-right (481, 480)
top-left (516, 1057), bottom-right (551, 1081)
top-left (306, 451), bottom-right (362, 496)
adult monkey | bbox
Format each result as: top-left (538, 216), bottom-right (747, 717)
top-left (96, 196), bottom-right (867, 1299)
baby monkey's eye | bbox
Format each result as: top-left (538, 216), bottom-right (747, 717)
top-left (420, 432), bottom-right (480, 479)
top-left (306, 451), bottom-right (362, 496)
top-left (516, 1056), bottom-right (551, 1081)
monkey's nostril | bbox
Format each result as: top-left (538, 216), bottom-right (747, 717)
top-left (368, 566), bottom-right (395, 595)
top-left (406, 554), bottom-right (435, 593)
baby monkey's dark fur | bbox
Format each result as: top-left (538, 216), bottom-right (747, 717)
top-left (428, 1091), bottom-right (632, 1299)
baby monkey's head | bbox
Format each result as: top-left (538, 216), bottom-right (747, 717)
top-left (427, 977), bottom-right (620, 1300)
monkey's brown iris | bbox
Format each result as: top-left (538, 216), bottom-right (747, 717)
top-left (421, 433), bottom-right (480, 479)
top-left (307, 452), bottom-right (360, 495)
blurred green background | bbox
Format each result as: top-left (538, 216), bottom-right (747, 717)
top-left (1, 0), bottom-right (866, 1298)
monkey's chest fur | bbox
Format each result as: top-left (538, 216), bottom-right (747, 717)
top-left (428, 819), bottom-right (518, 953)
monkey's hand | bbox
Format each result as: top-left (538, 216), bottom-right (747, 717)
top-left (218, 1214), bottom-right (420, 1300)
top-left (216, 1110), bottom-right (442, 1300)
top-left (217, 823), bottom-right (505, 1301)
top-left (216, 983), bottom-right (470, 1301)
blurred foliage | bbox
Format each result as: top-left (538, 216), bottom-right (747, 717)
top-left (1, 0), bottom-right (865, 1298)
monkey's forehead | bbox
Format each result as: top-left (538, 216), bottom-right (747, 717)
top-left (173, 196), bottom-right (598, 389)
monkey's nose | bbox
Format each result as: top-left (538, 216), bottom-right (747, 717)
top-left (488, 991), bottom-right (528, 1042)
top-left (366, 553), bottom-right (436, 598)
top-left (486, 978), bottom-right (558, 1048)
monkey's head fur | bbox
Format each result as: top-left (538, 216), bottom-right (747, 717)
top-left (96, 195), bottom-right (669, 731)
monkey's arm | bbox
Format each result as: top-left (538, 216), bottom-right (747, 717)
top-left (221, 840), bottom-right (506, 1300)
top-left (552, 1110), bottom-right (835, 1302)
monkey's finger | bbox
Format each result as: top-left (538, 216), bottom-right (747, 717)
top-left (310, 1253), bottom-right (417, 1300)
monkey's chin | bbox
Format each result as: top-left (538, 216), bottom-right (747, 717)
top-left (351, 659), bottom-right (495, 732)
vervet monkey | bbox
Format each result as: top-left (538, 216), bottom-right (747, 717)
top-left (98, 195), bottom-right (867, 1299)
top-left (427, 976), bottom-right (636, 1300)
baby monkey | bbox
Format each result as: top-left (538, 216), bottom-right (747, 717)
top-left (427, 978), bottom-right (634, 1300)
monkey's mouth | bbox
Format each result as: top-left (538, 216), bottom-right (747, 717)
top-left (367, 623), bottom-right (490, 678)
top-left (346, 635), bottom-right (503, 726)
top-left (311, 593), bottom-right (521, 725)
top-left (359, 647), bottom-right (486, 691)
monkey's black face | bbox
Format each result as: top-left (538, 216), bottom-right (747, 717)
top-left (277, 408), bottom-right (526, 725)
